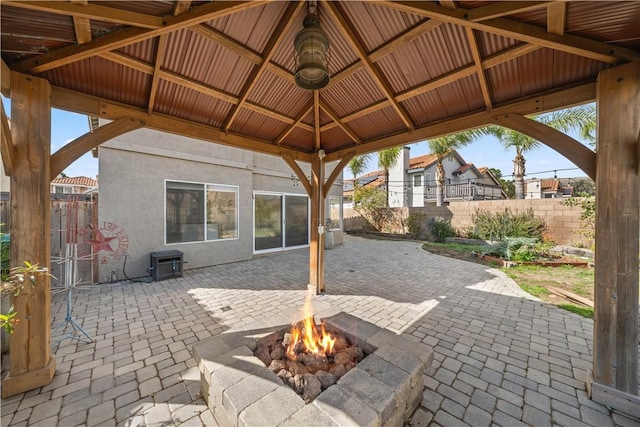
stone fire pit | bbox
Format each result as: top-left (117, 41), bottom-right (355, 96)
top-left (193, 312), bottom-right (433, 426)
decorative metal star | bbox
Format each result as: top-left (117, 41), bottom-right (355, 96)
top-left (87, 230), bottom-right (117, 254)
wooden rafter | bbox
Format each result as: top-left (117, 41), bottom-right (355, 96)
top-left (314, 91), bottom-right (321, 150)
top-left (173, 0), bottom-right (192, 16)
top-left (325, 1), bottom-right (414, 131)
top-left (277, 103), bottom-right (313, 145)
top-left (12, 1), bottom-right (265, 74)
top-left (547, 2), bottom-right (567, 36)
top-left (383, 1), bottom-right (640, 64)
top-left (464, 1), bottom-right (552, 21)
top-left (368, 19), bottom-right (441, 63)
top-left (50, 117), bottom-right (144, 180)
top-left (465, 27), bottom-right (492, 110)
top-left (322, 43), bottom-right (541, 132)
top-left (51, 85), bottom-right (312, 162)
top-left (0, 101), bottom-right (15, 177)
top-left (319, 100), bottom-right (360, 145)
top-left (223, 1), bottom-right (304, 132)
top-left (324, 82), bottom-right (596, 161)
top-left (70, 0), bottom-right (92, 45)
top-left (190, 25), bottom-right (262, 64)
top-left (147, 35), bottom-right (167, 114)
top-left (10, 1), bottom-right (163, 29)
top-left (96, 51), bottom-right (314, 132)
top-left (438, 0), bottom-right (457, 10)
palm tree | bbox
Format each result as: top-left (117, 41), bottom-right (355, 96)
top-left (483, 105), bottom-right (595, 199)
top-left (347, 154), bottom-right (370, 186)
top-left (427, 131), bottom-right (482, 206)
top-left (377, 147), bottom-right (402, 207)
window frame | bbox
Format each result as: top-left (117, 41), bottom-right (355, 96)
top-left (164, 179), bottom-right (239, 245)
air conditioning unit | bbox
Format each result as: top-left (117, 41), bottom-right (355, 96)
top-left (150, 250), bottom-right (184, 281)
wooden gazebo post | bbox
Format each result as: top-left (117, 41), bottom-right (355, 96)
top-left (591, 61), bottom-right (640, 415)
top-left (2, 71), bottom-right (56, 397)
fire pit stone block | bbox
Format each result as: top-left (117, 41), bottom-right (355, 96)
top-left (193, 312), bottom-right (434, 427)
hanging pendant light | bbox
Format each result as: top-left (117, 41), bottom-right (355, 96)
top-left (294, 1), bottom-right (330, 90)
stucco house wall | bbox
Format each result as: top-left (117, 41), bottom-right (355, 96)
top-left (98, 126), bottom-right (342, 283)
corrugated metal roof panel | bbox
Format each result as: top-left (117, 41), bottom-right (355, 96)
top-left (230, 109), bottom-right (287, 142)
top-left (247, 70), bottom-right (310, 119)
top-left (119, 38), bottom-right (157, 64)
top-left (434, 75), bottom-right (484, 117)
top-left (280, 127), bottom-right (313, 151)
top-left (320, 126), bottom-right (353, 151)
top-left (322, 69), bottom-right (384, 117)
top-left (403, 91), bottom-right (449, 126)
top-left (159, 81), bottom-right (233, 127)
top-left (476, 32), bottom-right (519, 58)
top-left (318, 2), bottom-right (360, 74)
top-left (348, 106), bottom-right (406, 141)
top-left (566, 1), bottom-right (640, 48)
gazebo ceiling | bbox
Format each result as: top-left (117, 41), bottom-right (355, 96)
top-left (2, 1), bottom-right (640, 162)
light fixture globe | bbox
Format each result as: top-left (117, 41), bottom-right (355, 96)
top-left (294, 14), bottom-right (330, 90)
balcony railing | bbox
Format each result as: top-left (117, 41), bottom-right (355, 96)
top-left (424, 182), bottom-right (503, 201)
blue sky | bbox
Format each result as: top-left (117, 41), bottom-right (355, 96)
top-left (3, 97), bottom-right (590, 181)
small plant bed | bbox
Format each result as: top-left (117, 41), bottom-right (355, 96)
top-left (479, 254), bottom-right (589, 268)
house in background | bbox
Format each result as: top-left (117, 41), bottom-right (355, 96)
top-left (524, 178), bottom-right (574, 199)
top-left (344, 147), bottom-right (505, 208)
top-left (50, 176), bottom-right (98, 195)
top-left (95, 123), bottom-right (344, 284)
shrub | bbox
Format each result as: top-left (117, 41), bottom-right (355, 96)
top-left (407, 213), bottom-right (426, 238)
top-left (561, 197), bottom-right (595, 239)
top-left (428, 217), bottom-right (456, 243)
top-left (469, 208), bottom-right (545, 240)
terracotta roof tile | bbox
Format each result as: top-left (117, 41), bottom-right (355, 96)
top-left (51, 176), bottom-right (98, 187)
top-left (408, 153), bottom-right (438, 170)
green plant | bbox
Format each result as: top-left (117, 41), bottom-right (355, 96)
top-left (428, 217), bottom-right (456, 243)
top-left (469, 208), bottom-right (546, 240)
top-left (1, 262), bottom-right (50, 333)
top-left (487, 237), bottom-right (539, 261)
top-left (353, 186), bottom-right (392, 231)
top-left (518, 283), bottom-right (551, 297)
top-left (558, 304), bottom-right (594, 319)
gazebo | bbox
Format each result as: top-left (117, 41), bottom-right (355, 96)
top-left (1, 0), bottom-right (638, 417)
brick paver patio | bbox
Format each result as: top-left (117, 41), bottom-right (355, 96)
top-left (2, 235), bottom-right (638, 426)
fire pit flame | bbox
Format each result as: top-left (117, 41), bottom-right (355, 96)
top-left (286, 316), bottom-right (336, 360)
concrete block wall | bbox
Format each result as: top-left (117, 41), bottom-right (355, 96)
top-left (344, 198), bottom-right (593, 248)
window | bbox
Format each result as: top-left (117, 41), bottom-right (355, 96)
top-left (165, 181), bottom-right (238, 244)
top-left (254, 192), bottom-right (309, 252)
top-left (413, 174), bottom-right (422, 188)
top-left (328, 196), bottom-right (342, 230)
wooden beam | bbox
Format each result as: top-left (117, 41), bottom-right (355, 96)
top-left (2, 58), bottom-right (12, 97)
top-left (1, 101), bottom-right (16, 176)
top-left (491, 113), bottom-right (596, 179)
top-left (309, 154), bottom-right (325, 293)
top-left (50, 85), bottom-right (312, 162)
top-left (547, 2), bottom-right (567, 36)
top-left (189, 24), bottom-right (262, 65)
top-left (319, 100), bottom-right (361, 144)
top-left (439, 0), bottom-right (457, 10)
top-left (10, 1), bottom-right (163, 29)
top-left (324, 152), bottom-right (355, 198)
top-left (382, 1), bottom-right (640, 64)
top-left (323, 43), bottom-right (542, 132)
top-left (314, 90), bottom-right (321, 150)
top-left (281, 152), bottom-right (312, 196)
top-left (73, 17), bottom-right (93, 45)
top-left (465, 1), bottom-right (552, 21)
top-left (465, 27), bottom-right (492, 110)
top-left (12, 1), bottom-right (265, 74)
top-left (224, 1), bottom-right (303, 132)
top-left (593, 61), bottom-right (640, 403)
top-left (50, 117), bottom-right (144, 180)
top-left (325, 1), bottom-right (414, 131)
top-left (99, 51), bottom-right (155, 74)
top-left (2, 72), bottom-right (55, 397)
top-left (147, 35), bottom-right (167, 114)
top-left (277, 103), bottom-right (313, 145)
top-left (368, 19), bottom-right (441, 63)
top-left (324, 82), bottom-right (596, 161)
top-left (173, 0), bottom-right (192, 16)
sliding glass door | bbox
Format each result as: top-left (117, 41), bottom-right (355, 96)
top-left (254, 193), bottom-right (308, 252)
